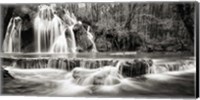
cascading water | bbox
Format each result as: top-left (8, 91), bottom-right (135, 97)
top-left (2, 17), bottom-right (22, 53)
top-left (3, 57), bottom-right (195, 75)
top-left (34, 5), bottom-right (90, 53)
top-left (65, 25), bottom-right (77, 53)
top-left (49, 10), bottom-right (81, 53)
top-left (3, 4), bottom-right (97, 54)
top-left (72, 60), bottom-right (124, 86)
top-left (49, 33), bottom-right (69, 53)
top-left (2, 57), bottom-right (195, 96)
top-left (60, 9), bottom-right (84, 53)
top-left (1, 4), bottom-right (195, 97)
top-left (34, 5), bottom-right (64, 53)
top-left (87, 26), bottom-right (98, 52)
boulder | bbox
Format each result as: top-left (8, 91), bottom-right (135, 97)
top-left (119, 59), bottom-right (153, 77)
top-left (73, 24), bottom-right (93, 52)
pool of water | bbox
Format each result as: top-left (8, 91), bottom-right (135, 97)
top-left (0, 52), bottom-right (194, 59)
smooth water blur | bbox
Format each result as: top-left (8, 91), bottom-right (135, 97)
top-left (33, 5), bottom-right (97, 53)
top-left (86, 26), bottom-right (97, 52)
top-left (1, 4), bottom-right (195, 97)
top-left (2, 66), bottom-right (195, 97)
top-left (2, 53), bottom-right (196, 97)
top-left (2, 17), bottom-right (22, 53)
top-left (49, 34), bottom-right (69, 53)
top-left (34, 5), bottom-right (64, 53)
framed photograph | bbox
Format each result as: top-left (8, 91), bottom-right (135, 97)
top-left (0, 1), bottom-right (198, 99)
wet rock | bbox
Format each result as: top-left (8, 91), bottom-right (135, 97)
top-left (119, 59), bottom-right (153, 77)
top-left (2, 57), bottom-right (153, 77)
top-left (73, 24), bottom-right (93, 52)
top-left (2, 67), bottom-right (14, 79)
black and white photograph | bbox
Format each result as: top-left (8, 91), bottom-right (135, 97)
top-left (0, 1), bottom-right (198, 98)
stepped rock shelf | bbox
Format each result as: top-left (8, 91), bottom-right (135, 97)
top-left (1, 52), bottom-right (195, 78)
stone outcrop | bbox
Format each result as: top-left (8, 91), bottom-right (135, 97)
top-left (73, 24), bottom-right (94, 52)
top-left (2, 67), bottom-right (14, 79)
top-left (119, 59), bottom-right (153, 77)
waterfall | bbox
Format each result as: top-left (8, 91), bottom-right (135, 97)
top-left (33, 5), bottom-right (83, 53)
top-left (3, 4), bottom-right (98, 53)
top-left (49, 10), bottom-right (80, 53)
top-left (2, 17), bottom-right (22, 53)
top-left (65, 26), bottom-right (77, 53)
top-left (1, 4), bottom-right (195, 97)
top-left (49, 33), bottom-right (69, 53)
top-left (34, 5), bottom-right (63, 53)
top-left (87, 26), bottom-right (97, 52)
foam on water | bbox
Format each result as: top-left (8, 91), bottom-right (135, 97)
top-left (3, 60), bottom-right (195, 97)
